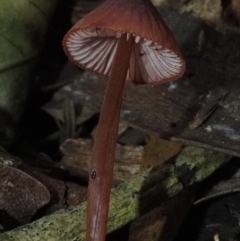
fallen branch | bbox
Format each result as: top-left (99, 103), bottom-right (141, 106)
top-left (0, 146), bottom-right (230, 241)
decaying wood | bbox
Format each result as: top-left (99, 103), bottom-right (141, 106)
top-left (0, 146), bottom-right (230, 241)
top-left (60, 138), bottom-right (142, 181)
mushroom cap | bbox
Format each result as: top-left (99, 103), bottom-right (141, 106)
top-left (63, 0), bottom-right (185, 84)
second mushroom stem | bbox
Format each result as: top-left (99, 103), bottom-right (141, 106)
top-left (86, 34), bottom-right (134, 241)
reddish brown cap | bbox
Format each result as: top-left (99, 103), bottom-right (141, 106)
top-left (63, 0), bottom-right (185, 84)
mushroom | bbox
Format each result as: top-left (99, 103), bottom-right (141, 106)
top-left (63, 0), bottom-right (185, 240)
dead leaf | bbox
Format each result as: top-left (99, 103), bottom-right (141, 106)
top-left (0, 162), bottom-right (50, 227)
top-left (26, 168), bottom-right (87, 214)
top-left (194, 162), bottom-right (240, 205)
top-left (0, 149), bottom-right (87, 216)
top-left (141, 136), bottom-right (183, 171)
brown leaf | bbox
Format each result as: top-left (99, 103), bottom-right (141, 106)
top-left (14, 155), bottom-right (87, 214)
top-left (0, 162), bottom-right (50, 226)
top-left (27, 169), bottom-right (87, 214)
top-left (15, 153), bottom-right (85, 213)
top-left (23, 168), bottom-right (67, 215)
top-left (141, 136), bottom-right (183, 171)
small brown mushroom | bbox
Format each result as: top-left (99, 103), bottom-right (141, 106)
top-left (63, 0), bottom-right (185, 240)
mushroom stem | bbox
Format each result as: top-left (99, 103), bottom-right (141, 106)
top-left (86, 34), bottom-right (134, 241)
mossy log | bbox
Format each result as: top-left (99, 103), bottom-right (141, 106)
top-left (0, 147), bottom-right (230, 241)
